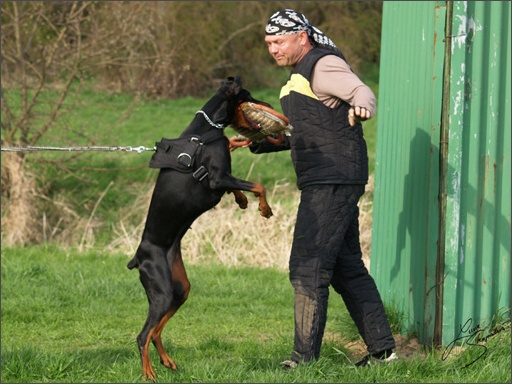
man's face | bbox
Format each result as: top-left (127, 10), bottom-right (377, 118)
top-left (265, 31), bottom-right (309, 67)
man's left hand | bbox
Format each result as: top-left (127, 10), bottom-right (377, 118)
top-left (229, 135), bottom-right (252, 152)
top-left (348, 106), bottom-right (371, 127)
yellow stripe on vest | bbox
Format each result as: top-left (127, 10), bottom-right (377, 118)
top-left (280, 73), bottom-right (319, 100)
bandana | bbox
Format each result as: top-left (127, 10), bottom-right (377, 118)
top-left (265, 9), bottom-right (344, 57)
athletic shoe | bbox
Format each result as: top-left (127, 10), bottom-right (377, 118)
top-left (356, 350), bottom-right (398, 367)
top-left (280, 360), bottom-right (298, 369)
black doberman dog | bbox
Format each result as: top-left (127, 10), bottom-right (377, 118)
top-left (127, 76), bottom-right (273, 381)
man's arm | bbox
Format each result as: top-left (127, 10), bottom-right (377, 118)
top-left (312, 55), bottom-right (376, 126)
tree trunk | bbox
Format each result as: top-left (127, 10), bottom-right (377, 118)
top-left (1, 152), bottom-right (41, 245)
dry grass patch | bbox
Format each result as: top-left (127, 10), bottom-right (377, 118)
top-left (182, 193), bottom-right (298, 270)
top-left (1, 158), bottom-right (375, 271)
top-left (107, 175), bottom-right (375, 271)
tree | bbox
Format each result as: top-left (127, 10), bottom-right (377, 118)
top-left (1, 1), bottom-right (139, 244)
top-left (1, 1), bottom-right (382, 246)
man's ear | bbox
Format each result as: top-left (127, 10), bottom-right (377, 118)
top-left (299, 30), bottom-right (311, 46)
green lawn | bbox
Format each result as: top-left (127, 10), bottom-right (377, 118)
top-left (1, 246), bottom-right (510, 383)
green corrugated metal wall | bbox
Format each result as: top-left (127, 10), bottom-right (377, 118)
top-left (371, 1), bottom-right (510, 346)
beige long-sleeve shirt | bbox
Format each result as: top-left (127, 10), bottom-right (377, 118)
top-left (310, 55), bottom-right (376, 116)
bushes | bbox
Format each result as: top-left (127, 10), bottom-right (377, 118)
top-left (1, 1), bottom-right (382, 98)
top-left (1, 1), bottom-right (382, 246)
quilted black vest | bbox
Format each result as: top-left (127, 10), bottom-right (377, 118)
top-left (280, 48), bottom-right (368, 189)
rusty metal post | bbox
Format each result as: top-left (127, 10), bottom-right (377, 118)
top-left (434, 0), bottom-right (453, 348)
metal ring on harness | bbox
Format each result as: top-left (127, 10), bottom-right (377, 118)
top-left (177, 153), bottom-right (193, 167)
top-left (177, 137), bottom-right (202, 167)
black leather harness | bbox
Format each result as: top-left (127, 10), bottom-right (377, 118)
top-left (148, 130), bottom-right (225, 182)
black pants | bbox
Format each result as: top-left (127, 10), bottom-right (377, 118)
top-left (289, 184), bottom-right (395, 363)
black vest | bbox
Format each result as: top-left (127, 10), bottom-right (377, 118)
top-left (280, 48), bottom-right (368, 189)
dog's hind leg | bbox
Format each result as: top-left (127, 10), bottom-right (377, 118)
top-left (134, 242), bottom-right (175, 381)
top-left (151, 238), bottom-right (191, 371)
top-left (150, 312), bottom-right (178, 371)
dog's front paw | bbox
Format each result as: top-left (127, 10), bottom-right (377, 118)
top-left (259, 205), bottom-right (273, 218)
top-left (232, 190), bottom-right (248, 209)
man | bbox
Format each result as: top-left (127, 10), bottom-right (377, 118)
top-left (230, 9), bottom-right (397, 368)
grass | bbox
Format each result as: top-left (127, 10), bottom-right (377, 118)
top-left (3, 82), bottom-right (509, 382)
top-left (2, 245), bottom-right (510, 383)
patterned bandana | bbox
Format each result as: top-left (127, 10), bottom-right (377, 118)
top-left (265, 9), bottom-right (343, 57)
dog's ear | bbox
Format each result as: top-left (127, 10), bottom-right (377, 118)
top-left (222, 76), bottom-right (234, 85)
top-left (228, 76), bottom-right (241, 96)
top-left (220, 76), bottom-right (241, 96)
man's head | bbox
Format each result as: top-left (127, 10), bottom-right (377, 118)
top-left (264, 30), bottom-right (312, 67)
top-left (264, 9), bottom-right (343, 67)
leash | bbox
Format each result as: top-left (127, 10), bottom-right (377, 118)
top-left (1, 145), bottom-right (156, 153)
top-left (2, 110), bottom-right (223, 153)
top-left (2, 110), bottom-right (221, 153)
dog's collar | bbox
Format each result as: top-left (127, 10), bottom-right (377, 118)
top-left (195, 110), bottom-right (226, 129)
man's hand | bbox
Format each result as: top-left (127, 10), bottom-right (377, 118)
top-left (348, 106), bottom-right (371, 127)
top-left (229, 135), bottom-right (253, 152)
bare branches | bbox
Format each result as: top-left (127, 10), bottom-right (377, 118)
top-left (0, 1), bottom-right (142, 245)
top-left (218, 21), bottom-right (262, 53)
top-left (0, 1), bottom-right (382, 246)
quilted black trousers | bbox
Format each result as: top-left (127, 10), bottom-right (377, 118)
top-left (289, 184), bottom-right (395, 363)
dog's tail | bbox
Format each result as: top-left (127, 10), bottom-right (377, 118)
top-left (127, 257), bottom-right (139, 270)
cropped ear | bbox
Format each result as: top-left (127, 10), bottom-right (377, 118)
top-left (220, 76), bottom-right (240, 96)
top-left (221, 76), bottom-right (234, 86)
top-left (227, 75), bottom-right (241, 96)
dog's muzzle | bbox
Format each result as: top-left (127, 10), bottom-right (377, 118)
top-left (230, 102), bottom-right (293, 143)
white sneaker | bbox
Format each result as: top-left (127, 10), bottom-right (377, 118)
top-left (280, 360), bottom-right (298, 369)
top-left (356, 352), bottom-right (398, 367)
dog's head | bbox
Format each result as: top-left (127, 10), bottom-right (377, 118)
top-left (204, 76), bottom-right (274, 129)
top-left (219, 77), bottom-right (292, 142)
